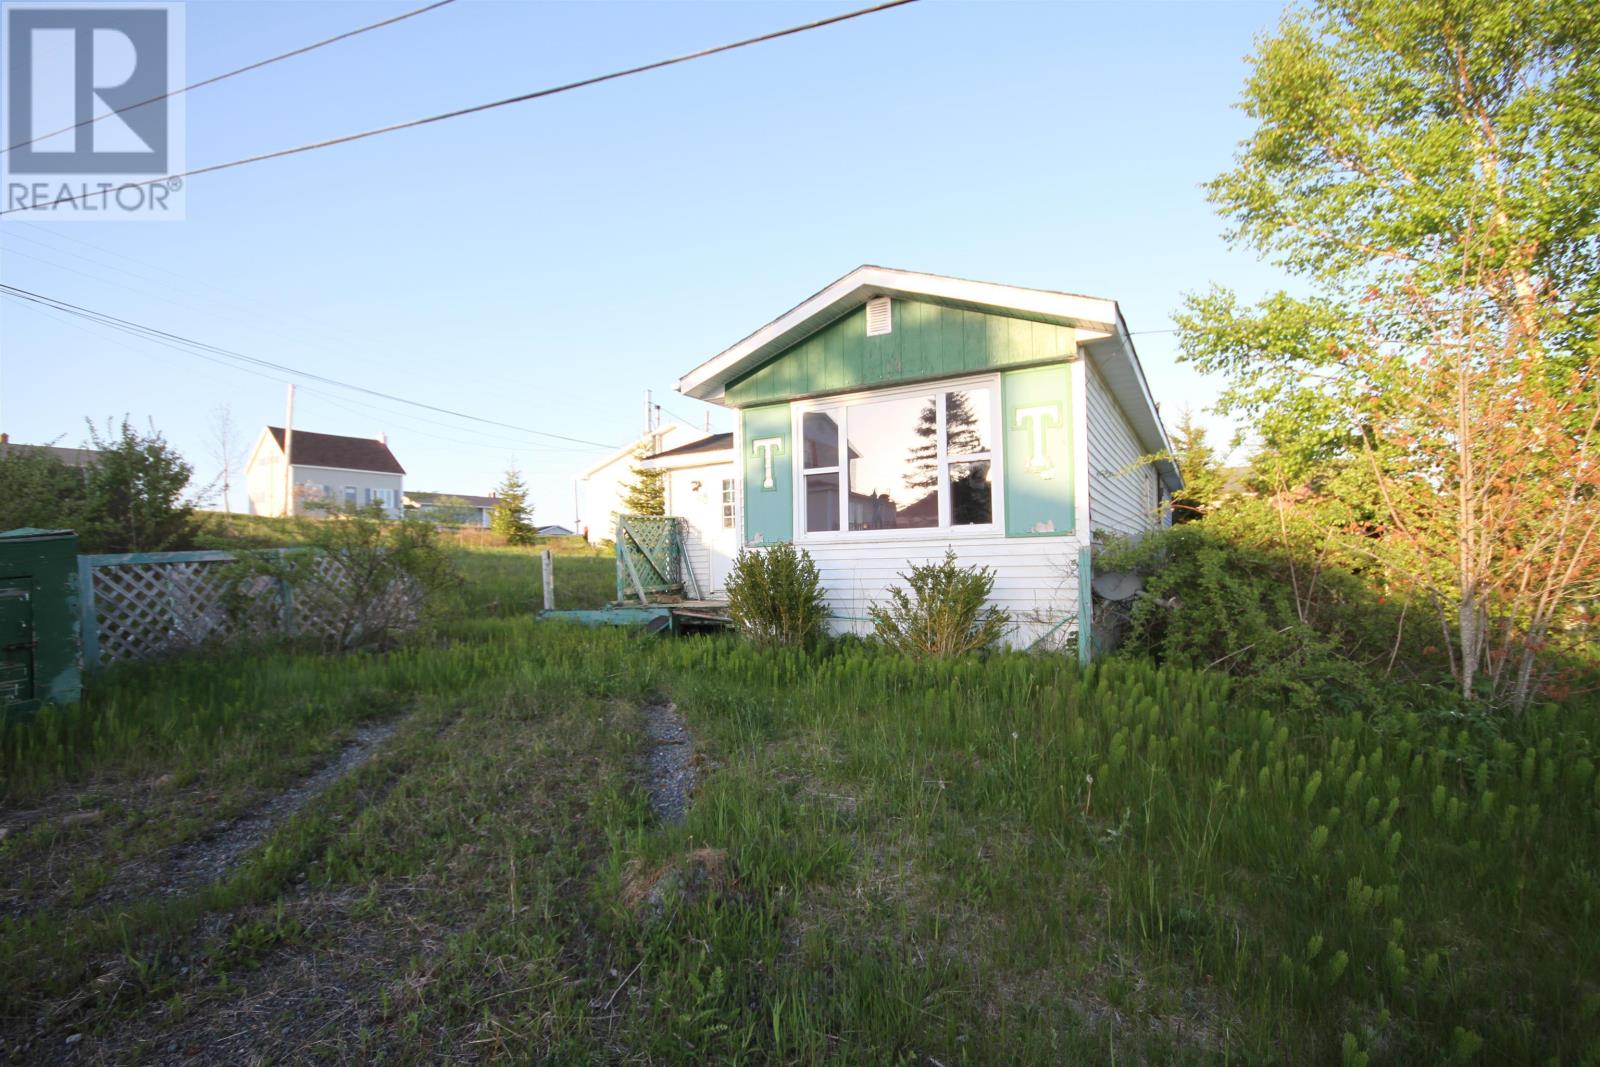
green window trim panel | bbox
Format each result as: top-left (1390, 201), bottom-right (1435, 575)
top-left (740, 403), bottom-right (793, 546)
top-left (1002, 363), bottom-right (1075, 537)
top-left (725, 300), bottom-right (1078, 408)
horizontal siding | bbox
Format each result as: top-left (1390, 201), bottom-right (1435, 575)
top-left (1086, 359), bottom-right (1157, 538)
top-left (796, 534), bottom-right (1082, 650)
top-left (666, 464), bottom-right (736, 596)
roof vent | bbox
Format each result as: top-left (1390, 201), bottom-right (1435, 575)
top-left (865, 296), bottom-right (892, 337)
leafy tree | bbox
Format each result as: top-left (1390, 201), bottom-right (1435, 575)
top-left (0, 444), bottom-right (88, 532)
top-left (620, 446), bottom-right (666, 517)
top-left (1180, 0), bottom-right (1600, 710)
top-left (490, 467), bottom-right (536, 544)
top-left (79, 418), bottom-right (197, 553)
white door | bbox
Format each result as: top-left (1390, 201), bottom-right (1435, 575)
top-left (708, 474), bottom-right (737, 595)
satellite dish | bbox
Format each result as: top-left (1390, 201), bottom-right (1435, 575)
top-left (1092, 569), bottom-right (1144, 602)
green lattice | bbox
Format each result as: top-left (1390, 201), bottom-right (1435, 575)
top-left (615, 515), bottom-right (685, 603)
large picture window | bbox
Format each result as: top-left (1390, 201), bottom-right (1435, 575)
top-left (798, 382), bottom-right (996, 536)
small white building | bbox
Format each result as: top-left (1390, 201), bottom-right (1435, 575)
top-left (575, 422), bottom-right (710, 543)
top-left (244, 427), bottom-right (405, 518)
top-left (642, 432), bottom-right (737, 596)
top-left (672, 266), bottom-right (1182, 654)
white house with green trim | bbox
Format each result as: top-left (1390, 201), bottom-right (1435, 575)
top-left (674, 266), bottom-right (1181, 653)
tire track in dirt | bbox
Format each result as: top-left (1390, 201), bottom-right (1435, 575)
top-left (90, 720), bottom-right (402, 909)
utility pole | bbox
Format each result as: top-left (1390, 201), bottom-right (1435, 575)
top-left (283, 383), bottom-right (296, 518)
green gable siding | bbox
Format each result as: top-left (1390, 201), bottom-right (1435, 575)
top-left (739, 404), bottom-right (793, 545)
top-left (725, 300), bottom-right (1078, 408)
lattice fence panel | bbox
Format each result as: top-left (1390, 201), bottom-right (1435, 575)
top-left (85, 550), bottom-right (422, 667)
top-left (617, 515), bottom-right (682, 596)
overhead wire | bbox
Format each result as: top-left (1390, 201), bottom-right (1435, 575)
top-left (1, 0), bottom-right (459, 155)
top-left (1, 0), bottom-right (920, 215)
top-left (0, 283), bottom-right (620, 449)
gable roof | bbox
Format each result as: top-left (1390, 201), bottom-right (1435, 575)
top-left (267, 427), bottom-right (405, 475)
top-left (579, 423), bottom-right (705, 479)
top-left (675, 265), bottom-right (1179, 492)
top-left (646, 432), bottom-right (733, 465)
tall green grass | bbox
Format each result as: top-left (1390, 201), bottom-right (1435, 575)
top-left (3, 571), bottom-right (1595, 1062)
top-left (0, 547), bottom-right (613, 799)
top-left (629, 639), bottom-right (1600, 1063)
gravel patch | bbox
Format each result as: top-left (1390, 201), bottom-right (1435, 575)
top-left (642, 704), bottom-right (695, 825)
top-left (95, 720), bottom-right (400, 905)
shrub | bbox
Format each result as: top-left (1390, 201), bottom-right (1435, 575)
top-left (1097, 519), bottom-right (1430, 712)
top-left (724, 543), bottom-right (829, 648)
top-left (869, 549), bottom-right (1011, 657)
top-left (223, 507), bottom-right (460, 651)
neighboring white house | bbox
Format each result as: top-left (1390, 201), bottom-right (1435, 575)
top-left (642, 432), bottom-right (737, 596)
top-left (244, 427), bottom-right (405, 518)
top-left (672, 265), bottom-right (1182, 654)
top-left (575, 422), bottom-right (711, 543)
top-left (405, 491), bottom-right (496, 528)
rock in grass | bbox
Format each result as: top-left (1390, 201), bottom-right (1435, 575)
top-left (59, 811), bottom-right (103, 830)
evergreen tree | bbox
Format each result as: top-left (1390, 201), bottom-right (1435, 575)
top-left (490, 466), bottom-right (536, 544)
top-left (620, 446), bottom-right (666, 517)
top-left (1168, 410), bottom-right (1226, 523)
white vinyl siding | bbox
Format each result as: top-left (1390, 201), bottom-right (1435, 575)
top-left (801, 534), bottom-right (1082, 650)
top-left (1086, 358), bottom-right (1158, 538)
top-left (662, 461), bottom-right (738, 597)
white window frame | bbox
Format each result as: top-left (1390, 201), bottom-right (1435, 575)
top-left (791, 373), bottom-right (1005, 543)
top-left (720, 478), bottom-right (736, 529)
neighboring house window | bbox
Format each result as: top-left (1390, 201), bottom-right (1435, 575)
top-left (721, 479), bottom-right (736, 529)
top-left (799, 383), bottom-right (995, 536)
top-left (344, 486), bottom-right (357, 506)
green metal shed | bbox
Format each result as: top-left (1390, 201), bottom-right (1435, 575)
top-left (0, 528), bottom-right (83, 713)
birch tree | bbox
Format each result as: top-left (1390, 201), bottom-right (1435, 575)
top-left (1180, 0), bottom-right (1600, 710)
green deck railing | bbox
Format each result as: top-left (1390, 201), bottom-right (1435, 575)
top-left (614, 515), bottom-right (700, 604)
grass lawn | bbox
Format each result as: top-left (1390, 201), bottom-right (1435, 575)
top-left (0, 545), bottom-right (1596, 1063)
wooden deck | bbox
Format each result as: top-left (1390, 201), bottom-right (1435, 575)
top-left (539, 599), bottom-right (731, 634)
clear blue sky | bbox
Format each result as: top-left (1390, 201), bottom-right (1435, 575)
top-left (1, 0), bottom-right (1290, 526)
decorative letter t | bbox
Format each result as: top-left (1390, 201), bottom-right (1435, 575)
top-left (751, 437), bottom-right (783, 490)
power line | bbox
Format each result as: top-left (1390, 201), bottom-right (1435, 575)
top-left (0, 283), bottom-right (620, 449)
top-left (1, 0), bottom-right (459, 156)
top-left (1, 0), bottom-right (919, 216)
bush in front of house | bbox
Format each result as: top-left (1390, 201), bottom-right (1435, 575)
top-left (724, 543), bottom-right (829, 648)
top-left (869, 549), bottom-right (1011, 657)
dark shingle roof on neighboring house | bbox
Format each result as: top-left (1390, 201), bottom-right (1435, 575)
top-left (0, 440), bottom-right (104, 469)
top-left (408, 491), bottom-right (496, 509)
top-left (649, 432), bottom-right (733, 461)
top-left (268, 427), bottom-right (405, 475)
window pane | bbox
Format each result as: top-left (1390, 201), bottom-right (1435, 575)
top-left (805, 472), bottom-right (839, 532)
top-left (949, 460), bottom-right (993, 525)
top-left (945, 389), bottom-right (991, 455)
top-left (846, 394), bottom-right (939, 530)
top-left (802, 411), bottom-right (839, 468)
